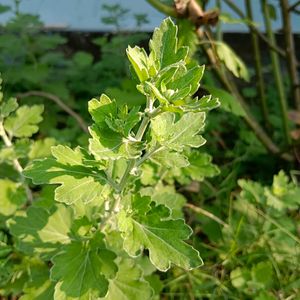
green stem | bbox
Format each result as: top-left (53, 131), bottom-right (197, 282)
top-left (118, 101), bottom-right (152, 191)
top-left (280, 0), bottom-right (300, 110)
top-left (245, 0), bottom-right (269, 128)
top-left (200, 36), bottom-right (292, 160)
top-left (216, 0), bottom-right (223, 41)
top-left (262, 0), bottom-right (291, 145)
top-left (135, 145), bottom-right (163, 168)
top-left (0, 122), bottom-right (33, 202)
top-left (146, 0), bottom-right (177, 17)
top-left (222, 0), bottom-right (286, 57)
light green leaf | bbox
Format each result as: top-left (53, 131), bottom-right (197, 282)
top-left (251, 261), bottom-right (274, 288)
top-left (150, 149), bottom-right (189, 168)
top-left (177, 19), bottom-right (198, 58)
top-left (141, 185), bottom-right (186, 218)
top-left (127, 46), bottom-right (151, 82)
top-left (151, 112), bottom-right (206, 151)
top-left (215, 42), bottom-right (249, 81)
top-left (9, 204), bottom-right (73, 255)
top-left (19, 263), bottom-right (55, 300)
top-left (51, 233), bottom-right (117, 300)
top-left (205, 85), bottom-right (245, 116)
top-left (169, 65), bottom-right (204, 98)
top-left (183, 151), bottom-right (220, 181)
top-left (272, 170), bottom-right (292, 197)
top-left (102, 259), bottom-right (153, 300)
top-left (0, 97), bottom-right (18, 118)
top-left (4, 105), bottom-right (44, 137)
top-left (88, 95), bottom-right (143, 160)
top-left (89, 125), bottom-right (143, 160)
top-left (88, 94), bottom-right (117, 125)
top-left (230, 267), bottom-right (251, 289)
top-left (238, 179), bottom-right (265, 205)
top-left (0, 179), bottom-right (26, 216)
top-left (29, 137), bottom-right (57, 159)
top-left (118, 195), bottom-right (203, 271)
top-left (24, 145), bottom-right (110, 205)
top-left (150, 17), bottom-right (188, 69)
top-left (184, 95), bottom-right (220, 112)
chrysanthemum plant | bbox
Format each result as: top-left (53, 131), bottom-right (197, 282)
top-left (11, 18), bottom-right (219, 299)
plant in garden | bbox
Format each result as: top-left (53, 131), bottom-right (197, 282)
top-left (159, 170), bottom-right (300, 299)
top-left (1, 18), bottom-right (219, 299)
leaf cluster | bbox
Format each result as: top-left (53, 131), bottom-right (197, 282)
top-left (0, 18), bottom-right (220, 299)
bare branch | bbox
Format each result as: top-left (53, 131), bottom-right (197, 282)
top-left (17, 91), bottom-right (89, 133)
top-left (185, 203), bottom-right (229, 228)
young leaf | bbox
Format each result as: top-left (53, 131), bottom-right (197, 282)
top-left (0, 97), bottom-right (18, 118)
top-left (215, 42), bottom-right (249, 81)
top-left (89, 94), bottom-right (117, 125)
top-left (126, 46), bottom-right (151, 82)
top-left (182, 95), bottom-right (220, 112)
top-left (118, 195), bottom-right (203, 271)
top-left (9, 204), bottom-right (73, 254)
top-left (4, 105), bottom-right (44, 137)
top-left (0, 179), bottom-right (26, 216)
top-left (88, 95), bottom-right (143, 160)
top-left (183, 151), bottom-right (220, 181)
top-left (24, 145), bottom-right (111, 205)
top-left (51, 233), bottom-right (117, 299)
top-left (150, 17), bottom-right (187, 69)
top-left (150, 149), bottom-right (189, 168)
top-left (151, 112), bottom-right (206, 151)
top-left (102, 259), bottom-right (153, 300)
top-left (89, 125), bottom-right (143, 160)
top-left (205, 85), bottom-right (245, 116)
top-left (19, 263), bottom-right (55, 300)
top-left (168, 65), bottom-right (204, 97)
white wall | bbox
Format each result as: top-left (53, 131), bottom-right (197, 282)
top-left (0, 0), bottom-right (299, 32)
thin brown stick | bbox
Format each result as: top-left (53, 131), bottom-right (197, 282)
top-left (198, 30), bottom-right (293, 161)
top-left (185, 203), bottom-right (229, 228)
top-left (289, 0), bottom-right (300, 11)
top-left (17, 91), bottom-right (89, 133)
top-left (280, 0), bottom-right (300, 110)
top-left (245, 0), bottom-right (269, 127)
top-left (262, 0), bottom-right (291, 145)
top-left (222, 0), bottom-right (286, 57)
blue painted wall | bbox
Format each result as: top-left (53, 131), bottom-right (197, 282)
top-left (0, 0), bottom-right (299, 32)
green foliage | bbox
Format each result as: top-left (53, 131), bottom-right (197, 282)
top-left (1, 18), bottom-right (220, 299)
top-left (1, 1), bottom-right (299, 299)
top-left (161, 170), bottom-right (300, 299)
top-left (118, 195), bottom-right (203, 271)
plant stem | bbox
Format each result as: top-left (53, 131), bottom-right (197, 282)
top-left (222, 0), bottom-right (286, 57)
top-left (245, 0), bottom-right (269, 128)
top-left (17, 91), bottom-right (89, 133)
top-left (135, 145), bottom-right (163, 168)
top-left (262, 0), bottom-right (291, 145)
top-left (185, 203), bottom-right (229, 228)
top-left (289, 1), bottom-right (300, 12)
top-left (255, 208), bottom-right (300, 245)
top-left (0, 122), bottom-right (33, 202)
top-left (118, 112), bottom-right (151, 191)
top-left (215, 0), bottom-right (223, 41)
top-left (146, 0), bottom-right (177, 17)
top-left (147, 0), bottom-right (292, 160)
top-left (198, 30), bottom-right (292, 161)
top-left (280, 0), bottom-right (300, 110)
